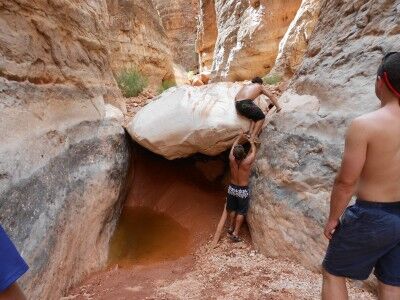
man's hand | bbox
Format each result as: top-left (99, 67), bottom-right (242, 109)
top-left (324, 219), bottom-right (340, 240)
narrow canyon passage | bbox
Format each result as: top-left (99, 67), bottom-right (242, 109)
top-left (107, 144), bottom-right (241, 267)
top-left (65, 145), bottom-right (250, 299)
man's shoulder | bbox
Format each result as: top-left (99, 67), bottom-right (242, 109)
top-left (352, 109), bottom-right (386, 128)
top-left (349, 110), bottom-right (386, 139)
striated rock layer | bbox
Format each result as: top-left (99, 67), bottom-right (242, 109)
top-left (107, 0), bottom-right (174, 87)
top-left (248, 0), bottom-right (400, 270)
top-left (196, 0), bottom-right (217, 72)
top-left (272, 0), bottom-right (323, 78)
top-left (152, 0), bottom-right (200, 71)
top-left (207, 0), bottom-right (302, 81)
top-left (0, 1), bottom-right (130, 299)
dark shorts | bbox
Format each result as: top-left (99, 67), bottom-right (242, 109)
top-left (323, 199), bottom-right (400, 286)
top-left (0, 225), bottom-right (29, 292)
top-left (226, 184), bottom-right (250, 215)
top-left (235, 99), bottom-right (265, 121)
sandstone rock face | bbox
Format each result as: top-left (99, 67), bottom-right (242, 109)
top-left (152, 0), bottom-right (200, 71)
top-left (248, 0), bottom-right (400, 269)
top-left (196, 0), bottom-right (217, 72)
top-left (107, 0), bottom-right (174, 87)
top-left (127, 83), bottom-right (252, 159)
top-left (0, 1), bottom-right (130, 298)
top-left (210, 0), bottom-right (302, 81)
top-left (272, 0), bottom-right (323, 78)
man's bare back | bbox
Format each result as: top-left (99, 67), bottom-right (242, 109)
top-left (353, 104), bottom-right (400, 202)
top-left (229, 134), bottom-right (256, 186)
top-left (229, 156), bottom-right (253, 186)
top-left (235, 83), bottom-right (280, 109)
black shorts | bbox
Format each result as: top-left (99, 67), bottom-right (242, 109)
top-left (323, 199), bottom-right (400, 286)
top-left (235, 99), bottom-right (265, 121)
top-left (226, 184), bottom-right (250, 215)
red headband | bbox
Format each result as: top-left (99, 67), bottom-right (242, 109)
top-left (383, 72), bottom-right (400, 98)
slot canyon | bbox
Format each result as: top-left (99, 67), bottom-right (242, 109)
top-left (0, 0), bottom-right (399, 299)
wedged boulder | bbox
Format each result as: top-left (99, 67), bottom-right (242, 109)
top-left (127, 83), bottom-right (252, 159)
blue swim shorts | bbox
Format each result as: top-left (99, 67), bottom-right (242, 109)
top-left (0, 225), bottom-right (29, 292)
top-left (323, 199), bottom-right (400, 286)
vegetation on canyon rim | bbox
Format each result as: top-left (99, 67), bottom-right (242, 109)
top-left (262, 73), bottom-right (282, 85)
top-left (116, 68), bottom-right (148, 97)
top-left (158, 79), bottom-right (176, 94)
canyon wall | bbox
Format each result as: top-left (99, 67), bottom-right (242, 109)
top-left (0, 1), bottom-right (130, 298)
top-left (271, 0), bottom-right (323, 78)
top-left (197, 0), bottom-right (302, 82)
top-left (152, 0), bottom-right (200, 71)
top-left (196, 0), bottom-right (217, 72)
top-left (248, 0), bottom-right (400, 269)
top-left (107, 0), bottom-right (175, 87)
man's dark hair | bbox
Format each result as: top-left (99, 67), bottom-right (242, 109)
top-left (233, 145), bottom-right (246, 161)
top-left (377, 52), bottom-right (400, 97)
top-left (251, 77), bottom-right (263, 84)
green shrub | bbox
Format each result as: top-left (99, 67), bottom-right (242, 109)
top-left (187, 70), bottom-right (195, 81)
top-left (116, 68), bottom-right (148, 97)
top-left (262, 73), bottom-right (282, 85)
top-left (158, 80), bottom-right (176, 94)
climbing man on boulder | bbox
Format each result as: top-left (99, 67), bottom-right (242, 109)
top-left (235, 76), bottom-right (282, 141)
top-left (322, 52), bottom-right (400, 299)
top-left (226, 133), bottom-right (257, 242)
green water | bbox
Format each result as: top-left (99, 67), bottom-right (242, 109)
top-left (108, 207), bottom-right (190, 266)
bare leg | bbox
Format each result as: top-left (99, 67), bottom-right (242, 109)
top-left (232, 214), bottom-right (245, 237)
top-left (321, 268), bottom-right (348, 300)
top-left (228, 211), bottom-right (236, 233)
top-left (247, 121), bottom-right (255, 137)
top-left (378, 280), bottom-right (400, 300)
top-left (210, 204), bottom-right (228, 248)
top-left (0, 284), bottom-right (26, 300)
top-left (251, 119), bottom-right (265, 140)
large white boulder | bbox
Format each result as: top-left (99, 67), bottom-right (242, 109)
top-left (127, 83), bottom-right (252, 159)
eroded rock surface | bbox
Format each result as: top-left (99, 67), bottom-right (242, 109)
top-left (206, 0), bottom-right (302, 81)
top-left (196, 0), bottom-right (217, 72)
top-left (107, 0), bottom-right (174, 87)
top-left (0, 1), bottom-right (130, 299)
top-left (152, 0), bottom-right (200, 71)
top-left (127, 83), bottom-right (252, 159)
top-left (272, 0), bottom-right (323, 78)
top-left (249, 0), bottom-right (400, 269)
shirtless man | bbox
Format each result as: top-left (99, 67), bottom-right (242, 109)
top-left (226, 133), bottom-right (257, 242)
top-left (0, 225), bottom-right (28, 300)
top-left (235, 77), bottom-right (282, 140)
top-left (322, 52), bottom-right (400, 300)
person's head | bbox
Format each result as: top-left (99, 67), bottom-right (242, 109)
top-left (251, 77), bottom-right (263, 85)
top-left (376, 52), bottom-right (400, 102)
top-left (233, 145), bottom-right (246, 161)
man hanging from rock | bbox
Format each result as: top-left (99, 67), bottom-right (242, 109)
top-left (322, 52), bottom-right (400, 300)
top-left (226, 132), bottom-right (257, 242)
top-left (235, 77), bottom-right (282, 142)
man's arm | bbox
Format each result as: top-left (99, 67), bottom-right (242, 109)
top-left (261, 86), bottom-right (281, 111)
top-left (324, 119), bottom-right (368, 239)
top-left (229, 133), bottom-right (243, 161)
top-left (243, 139), bottom-right (257, 165)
